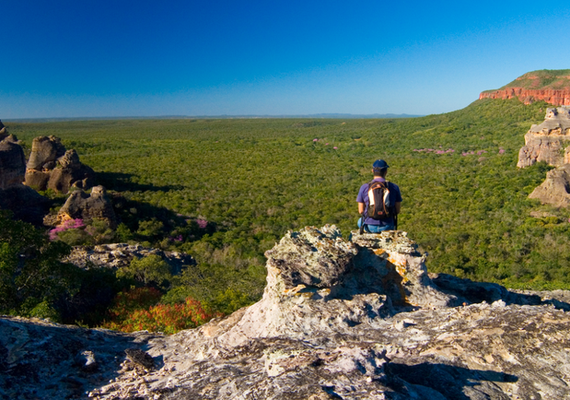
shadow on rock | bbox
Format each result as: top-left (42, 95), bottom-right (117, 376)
top-left (431, 273), bottom-right (570, 311)
top-left (0, 316), bottom-right (159, 400)
top-left (385, 361), bottom-right (518, 400)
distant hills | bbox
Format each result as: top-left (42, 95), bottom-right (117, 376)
top-left (5, 113), bottom-right (422, 123)
top-left (480, 69), bottom-right (570, 105)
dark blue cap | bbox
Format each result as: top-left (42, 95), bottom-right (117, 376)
top-left (372, 159), bottom-right (389, 168)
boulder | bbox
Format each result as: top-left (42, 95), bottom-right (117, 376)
top-left (0, 126), bottom-right (50, 224)
top-left (0, 134), bottom-right (26, 190)
top-left (518, 106), bottom-right (570, 168)
top-left (528, 164), bottom-right (570, 207)
top-left (55, 185), bottom-right (117, 229)
top-left (26, 135), bottom-right (66, 170)
top-left (25, 136), bottom-right (95, 193)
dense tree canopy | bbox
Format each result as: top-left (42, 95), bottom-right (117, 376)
top-left (7, 98), bottom-right (570, 327)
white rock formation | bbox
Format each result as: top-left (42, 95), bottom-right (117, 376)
top-left (2, 226), bottom-right (570, 399)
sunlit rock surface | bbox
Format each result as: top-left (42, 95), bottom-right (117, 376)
top-left (518, 106), bottom-right (570, 168)
top-left (24, 135), bottom-right (95, 193)
top-left (2, 226), bottom-right (570, 399)
top-left (528, 164), bottom-right (570, 207)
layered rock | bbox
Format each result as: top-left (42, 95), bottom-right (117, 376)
top-left (480, 69), bottom-right (570, 106)
top-left (25, 135), bottom-right (95, 193)
top-left (517, 106), bottom-right (570, 168)
top-left (51, 185), bottom-right (117, 229)
top-left (3, 226), bottom-right (569, 399)
top-left (480, 88), bottom-right (570, 105)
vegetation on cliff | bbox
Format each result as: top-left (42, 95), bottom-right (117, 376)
top-left (4, 97), bottom-right (570, 329)
top-left (482, 69), bottom-right (570, 92)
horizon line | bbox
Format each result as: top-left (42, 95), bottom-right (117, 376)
top-left (3, 112), bottom-right (425, 123)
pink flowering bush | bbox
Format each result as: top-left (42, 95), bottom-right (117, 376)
top-left (196, 218), bottom-right (208, 229)
top-left (49, 218), bottom-right (86, 241)
top-left (49, 218), bottom-right (114, 245)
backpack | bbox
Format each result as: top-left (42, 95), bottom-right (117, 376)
top-left (366, 180), bottom-right (393, 220)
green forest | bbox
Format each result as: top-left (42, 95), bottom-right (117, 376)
top-left (3, 98), bottom-right (568, 331)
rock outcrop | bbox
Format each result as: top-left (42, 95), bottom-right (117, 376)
top-left (0, 129), bottom-right (26, 190)
top-left (517, 107), bottom-right (570, 207)
top-left (64, 243), bottom-right (195, 275)
top-left (480, 88), bottom-right (570, 105)
top-left (0, 123), bottom-right (50, 223)
top-left (528, 164), bottom-right (570, 207)
top-left (25, 135), bottom-right (95, 193)
top-left (2, 226), bottom-right (570, 399)
top-left (480, 69), bottom-right (570, 106)
top-left (49, 185), bottom-right (117, 229)
top-left (518, 106), bottom-right (570, 168)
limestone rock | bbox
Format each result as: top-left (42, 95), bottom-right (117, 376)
top-left (55, 185), bottom-right (117, 229)
top-left (3, 226), bottom-right (570, 399)
top-left (25, 136), bottom-right (95, 193)
top-left (518, 106), bottom-right (570, 168)
top-left (528, 164), bottom-right (570, 207)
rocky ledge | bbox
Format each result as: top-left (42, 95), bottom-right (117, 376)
top-left (517, 106), bottom-right (570, 168)
top-left (64, 242), bottom-right (195, 275)
top-left (2, 226), bottom-right (570, 399)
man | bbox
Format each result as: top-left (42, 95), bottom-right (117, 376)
top-left (356, 159), bottom-right (402, 232)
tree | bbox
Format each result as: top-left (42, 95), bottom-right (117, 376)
top-left (0, 210), bottom-right (79, 320)
top-left (116, 254), bottom-right (172, 287)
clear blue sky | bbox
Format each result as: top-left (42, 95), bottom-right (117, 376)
top-left (2, 1), bottom-right (570, 118)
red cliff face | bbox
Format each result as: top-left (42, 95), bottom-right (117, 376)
top-left (479, 88), bottom-right (570, 105)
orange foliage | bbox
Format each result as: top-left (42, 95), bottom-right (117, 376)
top-left (101, 287), bottom-right (221, 334)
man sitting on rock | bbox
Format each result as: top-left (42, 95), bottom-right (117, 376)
top-left (357, 159), bottom-right (402, 232)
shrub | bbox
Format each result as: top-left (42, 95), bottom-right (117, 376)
top-left (101, 287), bottom-right (219, 334)
top-left (116, 254), bottom-right (172, 287)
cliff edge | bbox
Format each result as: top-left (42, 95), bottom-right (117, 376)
top-left (2, 226), bottom-right (570, 399)
top-left (480, 69), bottom-right (570, 105)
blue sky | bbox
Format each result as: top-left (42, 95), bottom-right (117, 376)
top-left (2, 1), bottom-right (570, 118)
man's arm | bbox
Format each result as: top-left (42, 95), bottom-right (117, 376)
top-left (395, 201), bottom-right (401, 215)
top-left (358, 202), bottom-right (365, 214)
